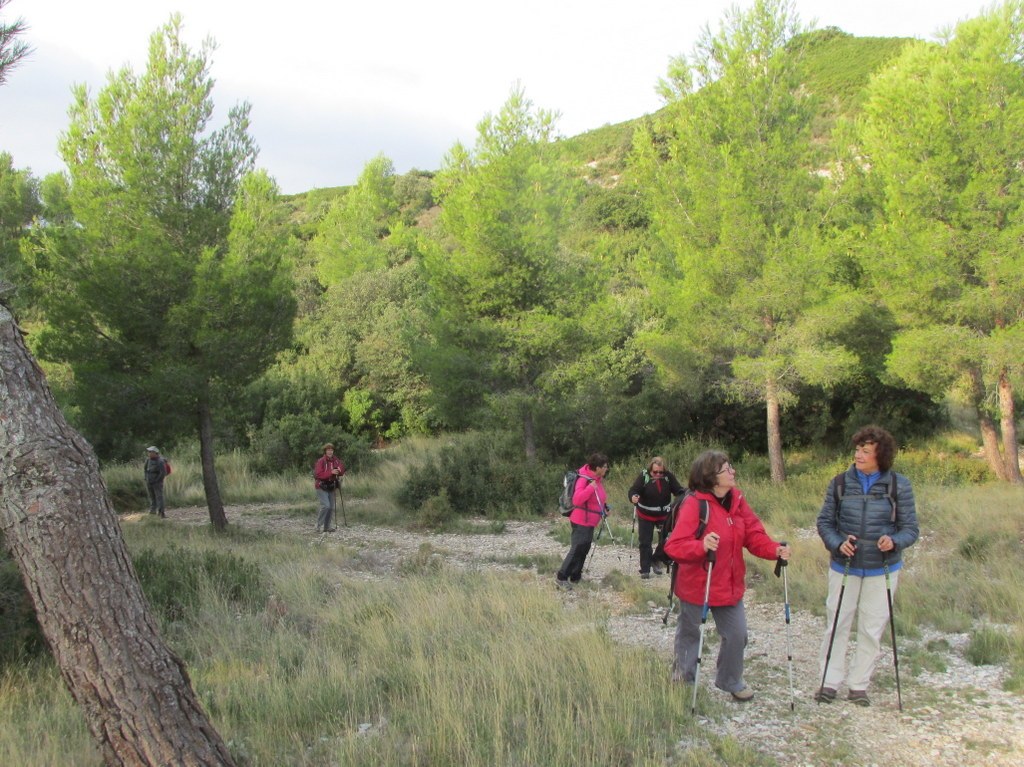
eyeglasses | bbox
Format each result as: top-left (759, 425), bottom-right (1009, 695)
top-left (717, 464), bottom-right (736, 475)
top-left (651, 470), bottom-right (665, 476)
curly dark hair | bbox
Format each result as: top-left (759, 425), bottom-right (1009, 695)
top-left (851, 425), bottom-right (896, 472)
top-left (586, 452), bottom-right (610, 471)
top-left (688, 450), bottom-right (730, 493)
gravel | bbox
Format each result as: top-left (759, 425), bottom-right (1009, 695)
top-left (163, 502), bottom-right (1024, 766)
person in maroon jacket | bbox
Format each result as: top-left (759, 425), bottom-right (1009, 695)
top-left (313, 443), bottom-right (345, 533)
top-left (664, 450), bottom-right (790, 702)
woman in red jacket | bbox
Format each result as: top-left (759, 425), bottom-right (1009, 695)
top-left (664, 450), bottom-right (789, 702)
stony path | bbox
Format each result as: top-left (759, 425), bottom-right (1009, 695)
top-left (165, 502), bottom-right (1024, 767)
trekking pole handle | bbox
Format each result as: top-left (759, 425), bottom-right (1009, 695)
top-left (774, 540), bottom-right (789, 578)
top-left (706, 549), bottom-right (716, 563)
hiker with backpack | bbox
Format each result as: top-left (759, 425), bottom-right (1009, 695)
top-left (555, 452), bottom-right (611, 590)
top-left (313, 443), bottom-right (346, 533)
top-left (664, 450), bottom-right (789, 702)
top-left (814, 425), bottom-right (918, 708)
top-left (627, 457), bottom-right (685, 579)
top-left (143, 446), bottom-right (170, 517)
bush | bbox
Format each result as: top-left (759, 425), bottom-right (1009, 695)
top-left (249, 414), bottom-right (371, 473)
top-left (132, 546), bottom-right (267, 622)
top-left (396, 431), bottom-right (557, 518)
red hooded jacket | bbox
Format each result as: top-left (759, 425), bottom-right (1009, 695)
top-left (663, 488), bottom-right (779, 607)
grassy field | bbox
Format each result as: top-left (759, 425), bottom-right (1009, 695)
top-left (1, 435), bottom-right (1022, 766)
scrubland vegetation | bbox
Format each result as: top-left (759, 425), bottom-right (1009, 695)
top-left (2, 433), bottom-right (1021, 766)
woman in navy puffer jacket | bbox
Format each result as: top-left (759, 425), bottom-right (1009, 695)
top-left (815, 425), bottom-right (918, 707)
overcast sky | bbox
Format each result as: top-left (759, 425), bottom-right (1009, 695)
top-left (0, 0), bottom-right (993, 195)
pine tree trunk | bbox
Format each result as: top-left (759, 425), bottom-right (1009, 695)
top-left (969, 369), bottom-right (1008, 481)
top-left (197, 398), bottom-right (229, 531)
top-left (766, 382), bottom-right (786, 484)
top-left (997, 368), bottom-right (1023, 484)
top-left (0, 302), bottom-right (236, 767)
top-left (523, 408), bottom-right (537, 461)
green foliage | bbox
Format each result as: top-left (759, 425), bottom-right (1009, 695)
top-left (791, 28), bottom-right (912, 124)
top-left (632, 0), bottom-right (858, 480)
top-left (25, 15), bottom-right (294, 466)
top-left (855, 4), bottom-right (1024, 478)
top-left (310, 154), bottom-right (398, 285)
top-left (132, 545), bottom-right (266, 622)
top-left (396, 431), bottom-right (556, 519)
top-left (422, 86), bottom-right (630, 458)
top-left (0, 152), bottom-right (41, 313)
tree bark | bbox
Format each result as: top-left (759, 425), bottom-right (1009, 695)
top-left (0, 302), bottom-right (237, 767)
top-left (197, 397), bottom-right (228, 531)
top-left (522, 408), bottom-right (537, 462)
top-left (969, 369), bottom-right (1009, 481)
top-left (997, 368), bottom-right (1023, 484)
top-left (766, 380), bottom-right (786, 484)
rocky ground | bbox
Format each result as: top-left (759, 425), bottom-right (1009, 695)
top-left (167, 501), bottom-right (1023, 767)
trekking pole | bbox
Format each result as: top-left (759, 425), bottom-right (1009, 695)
top-left (585, 507), bottom-right (616, 573)
top-left (882, 552), bottom-right (903, 712)
top-left (629, 506), bottom-right (637, 564)
top-left (339, 476), bottom-right (348, 527)
top-left (691, 549), bottom-right (716, 716)
top-left (774, 542), bottom-right (795, 712)
top-left (661, 563), bottom-right (677, 625)
top-left (819, 555), bottom-right (851, 703)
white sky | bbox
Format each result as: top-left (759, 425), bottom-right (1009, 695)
top-left (0, 0), bottom-right (994, 195)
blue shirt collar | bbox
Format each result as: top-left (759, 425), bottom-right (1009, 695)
top-left (855, 468), bottom-right (881, 494)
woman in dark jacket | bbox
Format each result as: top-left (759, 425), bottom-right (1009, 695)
top-left (664, 450), bottom-right (789, 702)
top-left (815, 425), bottom-right (918, 707)
top-left (627, 456), bottom-right (685, 578)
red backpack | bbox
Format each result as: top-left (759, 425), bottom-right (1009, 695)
top-left (163, 459), bottom-right (172, 476)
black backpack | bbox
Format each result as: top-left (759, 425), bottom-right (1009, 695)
top-left (657, 491), bottom-right (711, 624)
top-left (652, 491), bottom-right (708, 565)
top-left (558, 470), bottom-right (584, 516)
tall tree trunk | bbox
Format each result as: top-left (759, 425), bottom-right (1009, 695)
top-left (997, 368), bottom-right (1023, 484)
top-left (969, 369), bottom-right (1008, 481)
top-left (197, 397), bottom-right (228, 531)
top-left (523, 408), bottom-right (537, 461)
top-left (0, 302), bottom-right (236, 767)
top-left (766, 381), bottom-right (786, 484)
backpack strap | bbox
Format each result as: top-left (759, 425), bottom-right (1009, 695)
top-left (833, 470), bottom-right (899, 522)
top-left (694, 498), bottom-right (710, 539)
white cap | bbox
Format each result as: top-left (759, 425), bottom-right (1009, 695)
top-left (146, 446), bottom-right (160, 453)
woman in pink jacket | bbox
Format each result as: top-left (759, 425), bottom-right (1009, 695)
top-left (664, 450), bottom-right (789, 701)
top-left (555, 452), bottom-right (610, 589)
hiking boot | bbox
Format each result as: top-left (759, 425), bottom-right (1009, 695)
top-left (315, 525), bottom-right (322, 533)
top-left (848, 690), bottom-right (870, 707)
top-left (555, 578), bottom-right (573, 591)
top-left (652, 563), bottom-right (665, 575)
top-left (730, 686), bottom-right (754, 702)
top-left (640, 572), bottom-right (652, 580)
top-left (814, 686), bottom-right (837, 703)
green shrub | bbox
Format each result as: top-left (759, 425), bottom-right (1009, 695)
top-left (132, 546), bottom-right (267, 622)
top-left (396, 431), bottom-right (556, 518)
top-left (966, 626), bottom-right (1013, 667)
